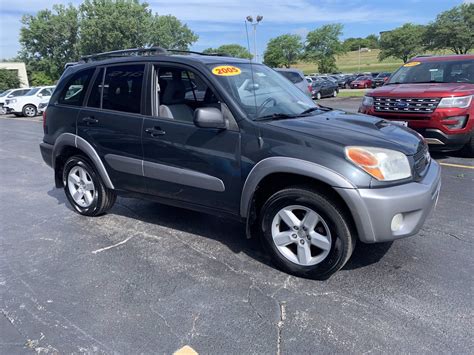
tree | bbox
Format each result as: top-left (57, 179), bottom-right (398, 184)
top-left (343, 34), bottom-right (379, 51)
top-left (203, 44), bottom-right (252, 59)
top-left (0, 69), bottom-right (21, 91)
top-left (304, 24), bottom-right (346, 73)
top-left (78, 0), bottom-right (153, 55)
top-left (365, 34), bottom-right (380, 49)
top-left (425, 3), bottom-right (474, 54)
top-left (379, 23), bottom-right (426, 63)
top-left (19, 4), bottom-right (80, 81)
top-left (149, 15), bottom-right (198, 50)
top-left (263, 34), bottom-right (302, 68)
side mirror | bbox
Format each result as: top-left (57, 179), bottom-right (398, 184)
top-left (38, 93), bottom-right (43, 98)
top-left (194, 107), bottom-right (226, 129)
top-left (245, 82), bottom-right (259, 91)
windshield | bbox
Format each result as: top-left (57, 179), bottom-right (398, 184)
top-left (207, 63), bottom-right (317, 120)
top-left (388, 59), bottom-right (474, 84)
top-left (25, 88), bottom-right (40, 96)
top-left (0, 90), bottom-right (11, 97)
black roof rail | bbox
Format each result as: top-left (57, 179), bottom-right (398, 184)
top-left (80, 46), bottom-right (168, 62)
top-left (166, 49), bottom-right (230, 57)
top-left (64, 62), bottom-right (81, 69)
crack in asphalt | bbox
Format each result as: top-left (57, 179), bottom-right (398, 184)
top-left (276, 302), bottom-right (286, 355)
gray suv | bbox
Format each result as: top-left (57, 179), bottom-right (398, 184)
top-left (39, 48), bottom-right (441, 279)
top-left (274, 68), bottom-right (311, 97)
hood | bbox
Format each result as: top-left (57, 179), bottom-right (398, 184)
top-left (267, 110), bottom-right (422, 155)
top-left (370, 82), bottom-right (474, 97)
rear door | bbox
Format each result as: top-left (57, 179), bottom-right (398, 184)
top-left (76, 63), bottom-right (147, 193)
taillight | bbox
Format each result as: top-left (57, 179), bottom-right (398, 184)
top-left (308, 85), bottom-right (312, 93)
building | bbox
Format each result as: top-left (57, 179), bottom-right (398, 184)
top-left (0, 62), bottom-right (29, 87)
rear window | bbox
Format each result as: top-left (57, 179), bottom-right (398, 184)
top-left (277, 71), bottom-right (303, 84)
top-left (58, 69), bottom-right (94, 106)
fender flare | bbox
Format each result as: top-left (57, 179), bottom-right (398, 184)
top-left (240, 157), bottom-right (355, 218)
top-left (52, 133), bottom-right (115, 189)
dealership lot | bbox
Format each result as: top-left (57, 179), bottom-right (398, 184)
top-left (0, 102), bottom-right (473, 353)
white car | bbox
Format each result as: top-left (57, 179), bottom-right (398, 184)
top-left (4, 86), bottom-right (55, 117)
top-left (0, 88), bottom-right (31, 114)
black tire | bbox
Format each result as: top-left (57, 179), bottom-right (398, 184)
top-left (260, 186), bottom-right (356, 280)
top-left (460, 134), bottom-right (474, 158)
top-left (63, 155), bottom-right (116, 216)
top-left (22, 104), bottom-right (37, 117)
top-left (345, 83), bottom-right (350, 89)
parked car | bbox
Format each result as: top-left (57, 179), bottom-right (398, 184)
top-left (4, 86), bottom-right (55, 117)
top-left (40, 47), bottom-right (440, 279)
top-left (372, 72), bottom-right (391, 88)
top-left (0, 88), bottom-right (31, 113)
top-left (360, 54), bottom-right (474, 156)
top-left (350, 76), bottom-right (373, 89)
top-left (341, 75), bottom-right (357, 89)
top-left (274, 68), bottom-right (312, 97)
top-left (311, 78), bottom-right (339, 99)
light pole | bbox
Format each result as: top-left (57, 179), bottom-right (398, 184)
top-left (246, 15), bottom-right (263, 62)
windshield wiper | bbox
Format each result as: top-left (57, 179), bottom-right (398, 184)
top-left (255, 113), bottom-right (297, 121)
top-left (299, 105), bottom-right (332, 115)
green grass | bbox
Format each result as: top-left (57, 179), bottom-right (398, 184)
top-left (337, 89), bottom-right (368, 98)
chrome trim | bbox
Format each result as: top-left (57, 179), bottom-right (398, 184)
top-left (425, 138), bottom-right (444, 145)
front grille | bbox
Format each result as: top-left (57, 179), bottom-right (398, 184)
top-left (374, 97), bottom-right (440, 114)
top-left (413, 143), bottom-right (430, 180)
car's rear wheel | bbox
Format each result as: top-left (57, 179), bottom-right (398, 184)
top-left (260, 186), bottom-right (356, 279)
top-left (22, 104), bottom-right (37, 117)
top-left (63, 155), bottom-right (116, 216)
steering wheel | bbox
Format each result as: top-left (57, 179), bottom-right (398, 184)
top-left (256, 97), bottom-right (277, 117)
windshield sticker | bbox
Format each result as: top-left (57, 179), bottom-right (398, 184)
top-left (403, 61), bottom-right (421, 67)
top-left (212, 65), bottom-right (241, 76)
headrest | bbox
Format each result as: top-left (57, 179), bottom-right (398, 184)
top-left (161, 79), bottom-right (186, 105)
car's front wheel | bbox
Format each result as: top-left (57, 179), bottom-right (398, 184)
top-left (260, 187), bottom-right (356, 279)
top-left (63, 155), bottom-right (116, 216)
top-left (22, 104), bottom-right (37, 117)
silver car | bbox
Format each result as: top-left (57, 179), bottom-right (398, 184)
top-left (274, 68), bottom-right (312, 97)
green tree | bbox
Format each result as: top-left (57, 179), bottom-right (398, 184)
top-left (19, 4), bottom-right (79, 81)
top-left (0, 69), bottom-right (21, 91)
top-left (203, 44), bottom-right (252, 59)
top-left (263, 34), bottom-right (302, 68)
top-left (425, 3), bottom-right (474, 54)
top-left (78, 0), bottom-right (153, 55)
top-left (30, 71), bottom-right (55, 86)
top-left (149, 14), bottom-right (198, 50)
top-left (343, 34), bottom-right (379, 51)
top-left (365, 34), bottom-right (379, 49)
top-left (304, 24), bottom-right (346, 73)
top-left (379, 23), bottom-right (426, 63)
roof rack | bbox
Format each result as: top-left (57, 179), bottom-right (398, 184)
top-left (78, 46), bottom-right (231, 64)
top-left (80, 46), bottom-right (168, 62)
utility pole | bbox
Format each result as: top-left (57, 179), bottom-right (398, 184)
top-left (358, 45), bottom-right (361, 73)
top-left (246, 15), bottom-right (263, 62)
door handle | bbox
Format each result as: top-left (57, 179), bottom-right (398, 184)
top-left (145, 127), bottom-right (166, 137)
top-left (82, 116), bottom-right (99, 125)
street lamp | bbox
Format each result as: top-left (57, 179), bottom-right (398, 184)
top-left (246, 15), bottom-right (263, 62)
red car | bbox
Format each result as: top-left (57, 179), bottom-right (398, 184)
top-left (359, 54), bottom-right (474, 156)
top-left (350, 76), bottom-right (373, 89)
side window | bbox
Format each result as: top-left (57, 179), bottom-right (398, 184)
top-left (102, 64), bottom-right (144, 114)
top-left (58, 69), bottom-right (94, 106)
top-left (156, 66), bottom-right (220, 123)
top-left (39, 88), bottom-right (53, 96)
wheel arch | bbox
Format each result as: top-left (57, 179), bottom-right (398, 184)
top-left (52, 133), bottom-right (114, 189)
top-left (241, 157), bottom-right (358, 238)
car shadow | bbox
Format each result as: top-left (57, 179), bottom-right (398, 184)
top-left (47, 187), bottom-right (394, 272)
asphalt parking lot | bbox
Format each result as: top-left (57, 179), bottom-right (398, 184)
top-left (1, 99), bottom-right (473, 354)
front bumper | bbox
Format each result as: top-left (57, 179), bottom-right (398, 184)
top-left (336, 160), bottom-right (441, 243)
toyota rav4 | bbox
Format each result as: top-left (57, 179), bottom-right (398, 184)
top-left (39, 48), bottom-right (441, 279)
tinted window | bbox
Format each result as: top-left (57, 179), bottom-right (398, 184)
top-left (278, 71), bottom-right (303, 84)
top-left (102, 64), bottom-right (144, 114)
top-left (11, 89), bottom-right (30, 96)
top-left (39, 88), bottom-right (53, 96)
top-left (58, 69), bottom-right (94, 106)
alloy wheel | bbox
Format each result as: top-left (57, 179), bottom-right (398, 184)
top-left (67, 166), bottom-right (96, 207)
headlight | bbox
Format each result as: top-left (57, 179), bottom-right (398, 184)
top-left (438, 95), bottom-right (472, 109)
top-left (9, 99), bottom-right (17, 104)
top-left (345, 146), bottom-right (411, 181)
top-left (362, 96), bottom-right (374, 106)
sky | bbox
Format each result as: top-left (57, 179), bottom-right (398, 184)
top-left (0, 0), bottom-right (471, 60)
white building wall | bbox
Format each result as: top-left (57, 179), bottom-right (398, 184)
top-left (0, 62), bottom-right (29, 87)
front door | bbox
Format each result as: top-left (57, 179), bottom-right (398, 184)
top-left (142, 65), bottom-right (241, 213)
top-left (77, 64), bottom-right (147, 193)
